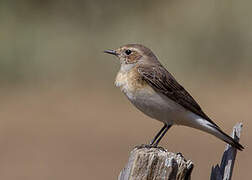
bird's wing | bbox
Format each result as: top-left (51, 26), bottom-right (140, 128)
top-left (137, 64), bottom-right (219, 127)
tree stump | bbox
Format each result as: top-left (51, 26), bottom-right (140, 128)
top-left (118, 145), bottom-right (193, 180)
top-left (118, 123), bottom-right (243, 180)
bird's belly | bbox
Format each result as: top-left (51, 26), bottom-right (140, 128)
top-left (125, 88), bottom-right (188, 125)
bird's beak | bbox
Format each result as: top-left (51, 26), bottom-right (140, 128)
top-left (104, 49), bottom-right (118, 56)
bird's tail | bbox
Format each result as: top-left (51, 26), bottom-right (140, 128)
top-left (208, 124), bottom-right (244, 151)
top-left (187, 118), bottom-right (244, 151)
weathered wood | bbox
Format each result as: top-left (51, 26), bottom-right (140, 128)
top-left (119, 145), bottom-right (193, 180)
top-left (210, 123), bottom-right (243, 180)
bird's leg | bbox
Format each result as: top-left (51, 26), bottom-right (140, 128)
top-left (149, 124), bottom-right (167, 146)
top-left (152, 124), bottom-right (172, 147)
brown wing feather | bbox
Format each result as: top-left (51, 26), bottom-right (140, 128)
top-left (137, 64), bottom-right (219, 128)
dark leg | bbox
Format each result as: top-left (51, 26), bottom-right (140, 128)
top-left (149, 124), bottom-right (167, 146)
top-left (152, 124), bottom-right (172, 147)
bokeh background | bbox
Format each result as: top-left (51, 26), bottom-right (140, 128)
top-left (0, 0), bottom-right (251, 179)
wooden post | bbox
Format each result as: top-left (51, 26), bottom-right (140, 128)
top-left (210, 123), bottom-right (243, 180)
top-left (118, 145), bottom-right (194, 180)
top-left (118, 123), bottom-right (243, 180)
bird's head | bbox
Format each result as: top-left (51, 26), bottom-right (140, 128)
top-left (104, 44), bottom-right (158, 70)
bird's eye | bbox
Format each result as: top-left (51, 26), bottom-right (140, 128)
top-left (125, 49), bottom-right (132, 55)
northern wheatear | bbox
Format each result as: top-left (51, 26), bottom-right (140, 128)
top-left (104, 44), bottom-right (243, 150)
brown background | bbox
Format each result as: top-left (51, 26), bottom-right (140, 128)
top-left (0, 0), bottom-right (251, 179)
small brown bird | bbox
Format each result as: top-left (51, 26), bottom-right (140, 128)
top-left (104, 44), bottom-right (244, 150)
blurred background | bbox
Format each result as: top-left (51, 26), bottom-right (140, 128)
top-left (0, 0), bottom-right (251, 179)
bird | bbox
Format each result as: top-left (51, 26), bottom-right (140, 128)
top-left (104, 44), bottom-right (244, 151)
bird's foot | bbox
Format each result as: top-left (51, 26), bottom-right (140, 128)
top-left (176, 152), bottom-right (185, 159)
top-left (135, 144), bottom-right (154, 149)
top-left (135, 144), bottom-right (166, 151)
